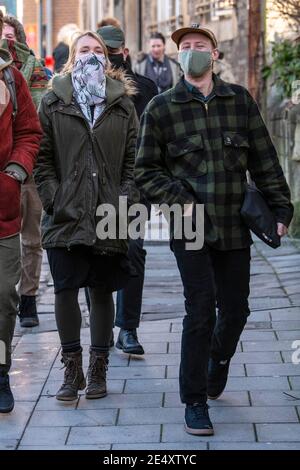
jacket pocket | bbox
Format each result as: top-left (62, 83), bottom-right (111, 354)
top-left (0, 171), bottom-right (21, 222)
top-left (166, 134), bottom-right (207, 177)
top-left (52, 174), bottom-right (79, 224)
top-left (223, 131), bottom-right (249, 172)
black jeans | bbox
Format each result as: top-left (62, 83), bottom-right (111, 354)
top-left (172, 240), bottom-right (251, 405)
top-left (115, 238), bottom-right (147, 330)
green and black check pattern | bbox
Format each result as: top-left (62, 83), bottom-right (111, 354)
top-left (135, 75), bottom-right (294, 250)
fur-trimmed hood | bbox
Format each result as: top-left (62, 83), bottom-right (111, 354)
top-left (106, 66), bottom-right (137, 97)
top-left (3, 15), bottom-right (27, 44)
top-left (49, 65), bottom-right (137, 105)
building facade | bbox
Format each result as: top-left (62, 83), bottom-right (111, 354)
top-left (94, 0), bottom-right (250, 87)
top-left (8, 1), bottom-right (252, 87)
top-left (10, 1), bottom-right (268, 90)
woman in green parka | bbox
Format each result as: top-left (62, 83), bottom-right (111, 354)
top-left (35, 31), bottom-right (138, 402)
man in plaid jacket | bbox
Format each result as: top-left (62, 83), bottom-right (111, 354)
top-left (135, 24), bottom-right (294, 436)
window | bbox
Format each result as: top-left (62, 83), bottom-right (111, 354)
top-left (196, 0), bottom-right (236, 23)
top-left (155, 0), bottom-right (183, 35)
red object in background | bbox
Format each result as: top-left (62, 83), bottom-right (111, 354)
top-left (25, 24), bottom-right (38, 54)
top-left (45, 56), bottom-right (54, 72)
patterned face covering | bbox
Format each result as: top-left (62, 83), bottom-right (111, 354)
top-left (72, 52), bottom-right (107, 127)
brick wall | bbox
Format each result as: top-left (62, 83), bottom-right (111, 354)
top-left (52, 0), bottom-right (80, 46)
top-left (23, 0), bottom-right (80, 55)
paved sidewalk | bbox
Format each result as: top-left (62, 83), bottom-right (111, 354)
top-left (1, 238), bottom-right (300, 450)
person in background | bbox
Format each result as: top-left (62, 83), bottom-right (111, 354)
top-left (98, 25), bottom-right (157, 120)
top-left (53, 23), bottom-right (80, 73)
top-left (35, 31), bottom-right (138, 402)
top-left (97, 17), bottom-right (132, 69)
top-left (98, 25), bottom-right (158, 355)
top-left (1, 14), bottom-right (49, 328)
top-left (135, 31), bottom-right (181, 93)
top-left (0, 10), bottom-right (42, 413)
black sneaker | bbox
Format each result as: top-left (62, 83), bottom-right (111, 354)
top-left (19, 295), bottom-right (39, 328)
top-left (0, 374), bottom-right (14, 413)
top-left (184, 403), bottom-right (214, 436)
top-left (207, 358), bottom-right (230, 400)
top-left (116, 329), bottom-right (144, 355)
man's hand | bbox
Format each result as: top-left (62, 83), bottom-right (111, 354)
top-left (277, 223), bottom-right (288, 238)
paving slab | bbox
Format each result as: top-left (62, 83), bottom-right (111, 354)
top-left (3, 238), bottom-right (300, 451)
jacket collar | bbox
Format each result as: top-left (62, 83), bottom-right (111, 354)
top-left (0, 38), bottom-right (32, 64)
top-left (51, 73), bottom-right (128, 106)
top-left (0, 48), bottom-right (13, 72)
top-left (171, 73), bottom-right (236, 103)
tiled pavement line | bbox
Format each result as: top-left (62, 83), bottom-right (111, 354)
top-left (17, 340), bottom-right (298, 442)
top-left (14, 344), bottom-right (62, 450)
top-left (8, 342), bottom-right (298, 448)
top-left (11, 312), bottom-right (300, 448)
top-left (5, 239), bottom-right (300, 450)
top-left (254, 244), bottom-right (295, 308)
top-left (15, 326), bottom-right (298, 448)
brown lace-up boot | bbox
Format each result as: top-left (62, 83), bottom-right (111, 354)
top-left (85, 349), bottom-right (108, 399)
top-left (56, 349), bottom-right (86, 401)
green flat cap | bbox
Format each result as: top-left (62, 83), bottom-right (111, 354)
top-left (97, 25), bottom-right (125, 49)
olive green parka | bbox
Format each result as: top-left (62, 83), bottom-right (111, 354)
top-left (34, 68), bottom-right (138, 255)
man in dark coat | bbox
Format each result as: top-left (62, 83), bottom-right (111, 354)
top-left (98, 25), bottom-right (158, 355)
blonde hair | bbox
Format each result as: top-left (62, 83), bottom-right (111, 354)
top-left (62, 31), bottom-right (109, 74)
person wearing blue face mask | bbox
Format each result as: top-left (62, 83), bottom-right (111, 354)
top-left (34, 31), bottom-right (139, 403)
top-left (135, 24), bottom-right (293, 436)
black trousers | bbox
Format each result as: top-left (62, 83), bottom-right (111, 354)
top-left (172, 239), bottom-right (251, 405)
top-left (115, 237), bottom-right (147, 329)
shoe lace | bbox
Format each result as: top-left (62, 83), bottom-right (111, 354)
top-left (126, 330), bottom-right (138, 341)
top-left (60, 357), bottom-right (80, 385)
top-left (88, 355), bottom-right (108, 383)
top-left (191, 403), bottom-right (210, 419)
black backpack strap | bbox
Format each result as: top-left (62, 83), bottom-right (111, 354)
top-left (3, 67), bottom-right (18, 121)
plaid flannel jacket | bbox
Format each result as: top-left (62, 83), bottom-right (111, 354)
top-left (135, 75), bottom-right (294, 250)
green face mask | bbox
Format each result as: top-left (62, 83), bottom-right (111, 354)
top-left (179, 50), bottom-right (213, 78)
